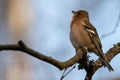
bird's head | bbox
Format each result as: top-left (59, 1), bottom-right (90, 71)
top-left (72, 10), bottom-right (89, 20)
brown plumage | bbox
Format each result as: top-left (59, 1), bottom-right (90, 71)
top-left (70, 10), bottom-right (113, 71)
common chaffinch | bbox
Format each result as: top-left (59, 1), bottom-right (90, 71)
top-left (70, 10), bottom-right (113, 71)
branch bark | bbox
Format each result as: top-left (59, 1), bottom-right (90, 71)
top-left (0, 40), bottom-right (84, 70)
top-left (0, 40), bottom-right (120, 80)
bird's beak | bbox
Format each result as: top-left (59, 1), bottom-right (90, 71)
top-left (72, 11), bottom-right (76, 14)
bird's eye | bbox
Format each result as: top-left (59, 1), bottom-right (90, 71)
top-left (79, 12), bottom-right (81, 15)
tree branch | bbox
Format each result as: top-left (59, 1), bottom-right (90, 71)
top-left (84, 42), bottom-right (120, 80)
top-left (0, 40), bottom-right (84, 70)
top-left (0, 40), bottom-right (120, 80)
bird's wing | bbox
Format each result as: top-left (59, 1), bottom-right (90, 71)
top-left (83, 21), bottom-right (114, 71)
top-left (83, 21), bottom-right (102, 49)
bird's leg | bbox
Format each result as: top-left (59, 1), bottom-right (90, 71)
top-left (78, 54), bottom-right (89, 70)
top-left (77, 47), bottom-right (89, 70)
top-left (77, 47), bottom-right (95, 71)
top-left (82, 47), bottom-right (88, 54)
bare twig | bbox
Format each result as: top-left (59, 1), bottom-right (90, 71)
top-left (60, 68), bottom-right (67, 80)
top-left (60, 64), bottom-right (76, 80)
top-left (101, 13), bottom-right (120, 39)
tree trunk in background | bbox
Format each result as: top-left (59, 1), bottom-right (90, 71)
top-left (6, 0), bottom-right (34, 80)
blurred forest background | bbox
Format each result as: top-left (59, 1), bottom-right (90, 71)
top-left (0, 0), bottom-right (120, 80)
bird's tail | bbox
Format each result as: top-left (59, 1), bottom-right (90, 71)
top-left (97, 49), bottom-right (114, 72)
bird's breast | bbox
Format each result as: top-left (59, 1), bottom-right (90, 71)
top-left (70, 21), bottom-right (94, 50)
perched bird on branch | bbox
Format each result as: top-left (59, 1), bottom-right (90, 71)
top-left (70, 10), bottom-right (113, 71)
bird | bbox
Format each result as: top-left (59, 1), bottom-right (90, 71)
top-left (70, 10), bottom-right (113, 71)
